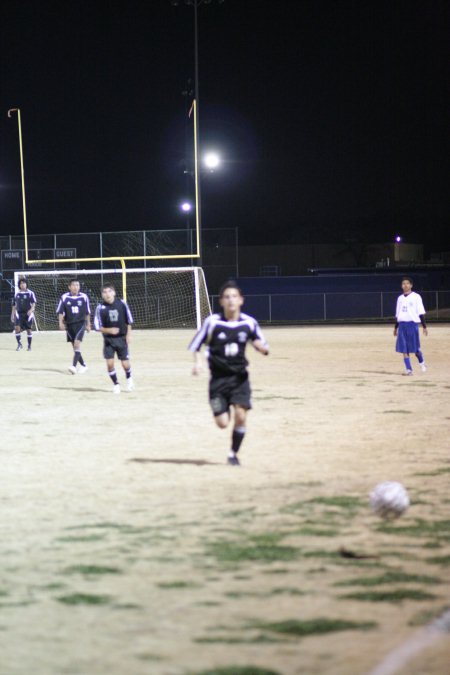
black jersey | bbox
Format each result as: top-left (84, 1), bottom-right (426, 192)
top-left (13, 289), bottom-right (37, 314)
top-left (56, 292), bottom-right (91, 324)
top-left (94, 298), bottom-right (133, 337)
top-left (189, 312), bottom-right (267, 377)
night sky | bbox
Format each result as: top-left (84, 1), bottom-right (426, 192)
top-left (1, 1), bottom-right (448, 251)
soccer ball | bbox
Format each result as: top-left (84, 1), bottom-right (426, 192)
top-left (369, 481), bottom-right (410, 519)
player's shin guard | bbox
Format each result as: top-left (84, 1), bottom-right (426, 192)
top-left (108, 369), bottom-right (119, 385)
top-left (232, 426), bottom-right (246, 454)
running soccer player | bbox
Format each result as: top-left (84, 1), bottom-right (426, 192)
top-left (94, 283), bottom-right (134, 394)
top-left (393, 276), bottom-right (428, 375)
top-left (11, 278), bottom-right (37, 351)
top-left (57, 279), bottom-right (91, 374)
top-left (189, 280), bottom-right (269, 466)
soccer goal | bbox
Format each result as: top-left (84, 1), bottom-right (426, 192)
top-left (14, 267), bottom-right (211, 331)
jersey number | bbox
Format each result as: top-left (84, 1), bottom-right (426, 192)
top-left (109, 309), bottom-right (119, 322)
top-left (224, 342), bottom-right (239, 357)
top-left (71, 306), bottom-right (79, 314)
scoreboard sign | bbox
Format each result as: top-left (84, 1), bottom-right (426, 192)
top-left (0, 248), bottom-right (77, 270)
top-left (55, 248), bottom-right (76, 259)
top-left (1, 249), bottom-right (24, 270)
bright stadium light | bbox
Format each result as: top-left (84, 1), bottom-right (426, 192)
top-left (180, 201), bottom-right (193, 212)
top-left (203, 151), bottom-right (221, 171)
top-left (395, 235), bottom-right (402, 243)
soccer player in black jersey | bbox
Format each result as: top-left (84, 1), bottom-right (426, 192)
top-left (57, 279), bottom-right (91, 374)
top-left (189, 281), bottom-right (269, 465)
top-left (10, 278), bottom-right (37, 351)
top-left (94, 283), bottom-right (134, 394)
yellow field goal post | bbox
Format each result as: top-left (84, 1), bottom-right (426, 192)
top-left (9, 103), bottom-right (213, 330)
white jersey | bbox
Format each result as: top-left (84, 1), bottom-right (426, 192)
top-left (395, 291), bottom-right (425, 323)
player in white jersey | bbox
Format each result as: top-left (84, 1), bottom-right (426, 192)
top-left (189, 281), bottom-right (269, 466)
top-left (393, 277), bottom-right (427, 375)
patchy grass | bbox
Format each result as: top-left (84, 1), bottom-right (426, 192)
top-left (56, 593), bottom-right (112, 605)
top-left (307, 496), bottom-right (364, 509)
top-left (195, 635), bottom-right (284, 645)
top-left (157, 581), bottom-right (200, 589)
top-left (340, 589), bottom-right (436, 602)
top-left (408, 606), bottom-right (450, 626)
top-left (193, 667), bottom-right (281, 675)
top-left (249, 618), bottom-right (376, 636)
top-left (206, 535), bottom-right (299, 564)
top-left (413, 467), bottom-right (450, 477)
top-left (425, 555), bottom-right (450, 566)
top-left (335, 571), bottom-right (441, 586)
top-left (377, 519), bottom-right (450, 540)
top-left (63, 565), bottom-right (122, 576)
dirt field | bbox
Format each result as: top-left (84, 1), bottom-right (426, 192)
top-left (1, 325), bottom-right (449, 675)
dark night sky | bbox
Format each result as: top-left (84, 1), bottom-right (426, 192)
top-left (0, 0), bottom-right (448, 251)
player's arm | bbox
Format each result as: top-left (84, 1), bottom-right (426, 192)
top-left (27, 302), bottom-right (36, 317)
top-left (188, 317), bottom-right (210, 375)
top-left (58, 312), bottom-right (66, 330)
top-left (253, 338), bottom-right (269, 355)
top-left (10, 299), bottom-right (16, 323)
top-left (419, 314), bottom-right (428, 336)
top-left (126, 323), bottom-right (132, 343)
top-left (393, 321), bottom-right (398, 337)
top-left (251, 319), bottom-right (269, 355)
top-left (191, 349), bottom-right (204, 376)
top-left (85, 298), bottom-right (92, 332)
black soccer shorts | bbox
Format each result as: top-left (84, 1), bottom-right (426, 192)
top-left (66, 321), bottom-right (86, 343)
top-left (15, 313), bottom-right (33, 331)
top-left (209, 373), bottom-right (252, 416)
top-left (103, 336), bottom-right (130, 361)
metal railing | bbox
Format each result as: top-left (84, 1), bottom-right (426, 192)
top-left (211, 290), bottom-right (450, 323)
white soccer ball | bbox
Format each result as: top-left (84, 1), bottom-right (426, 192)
top-left (369, 481), bottom-right (410, 519)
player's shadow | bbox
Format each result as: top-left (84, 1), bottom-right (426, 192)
top-left (129, 458), bottom-right (222, 467)
top-left (19, 367), bottom-right (66, 374)
top-left (358, 369), bottom-right (399, 376)
top-left (48, 386), bottom-right (107, 393)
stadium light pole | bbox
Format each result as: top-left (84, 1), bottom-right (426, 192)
top-left (8, 108), bottom-right (29, 263)
top-left (171, 0), bottom-right (224, 267)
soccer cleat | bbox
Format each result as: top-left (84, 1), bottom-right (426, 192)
top-left (27, 346), bottom-right (32, 351)
top-left (16, 343), bottom-right (23, 351)
top-left (78, 365), bottom-right (88, 374)
top-left (113, 384), bottom-right (121, 394)
top-left (126, 377), bottom-right (134, 391)
top-left (402, 370), bottom-right (413, 376)
top-left (420, 363), bottom-right (427, 372)
top-left (227, 455), bottom-right (240, 466)
top-left (68, 366), bottom-right (77, 375)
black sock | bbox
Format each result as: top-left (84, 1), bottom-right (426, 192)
top-left (78, 352), bottom-right (85, 366)
top-left (27, 335), bottom-right (32, 347)
top-left (16, 335), bottom-right (22, 345)
top-left (73, 351), bottom-right (81, 367)
top-left (109, 370), bottom-right (118, 385)
top-left (232, 427), bottom-right (246, 454)
top-left (125, 367), bottom-right (132, 379)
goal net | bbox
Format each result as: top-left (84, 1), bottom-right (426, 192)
top-left (14, 267), bottom-right (211, 331)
